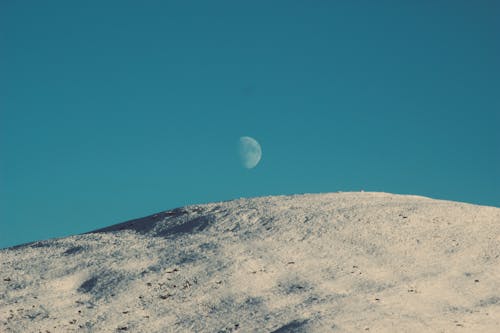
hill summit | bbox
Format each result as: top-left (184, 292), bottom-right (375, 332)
top-left (1, 192), bottom-right (499, 332)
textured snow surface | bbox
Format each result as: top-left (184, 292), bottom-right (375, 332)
top-left (1, 192), bottom-right (500, 332)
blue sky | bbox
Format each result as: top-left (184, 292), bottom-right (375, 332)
top-left (1, 1), bottom-right (499, 248)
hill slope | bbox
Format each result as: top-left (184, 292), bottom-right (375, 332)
top-left (1, 192), bottom-right (499, 332)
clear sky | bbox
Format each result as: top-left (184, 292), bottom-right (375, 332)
top-left (1, 1), bottom-right (499, 248)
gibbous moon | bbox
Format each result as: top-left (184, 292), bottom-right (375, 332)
top-left (239, 136), bottom-right (262, 169)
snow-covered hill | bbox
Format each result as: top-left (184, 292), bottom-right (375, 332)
top-left (1, 192), bottom-right (499, 332)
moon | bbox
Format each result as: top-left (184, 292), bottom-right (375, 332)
top-left (239, 136), bottom-right (262, 169)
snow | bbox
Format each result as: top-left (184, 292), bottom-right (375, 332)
top-left (1, 192), bottom-right (499, 332)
